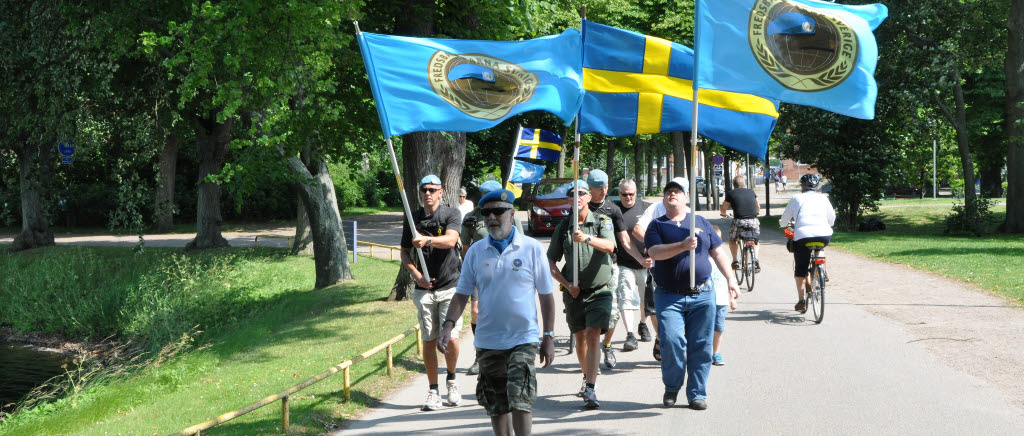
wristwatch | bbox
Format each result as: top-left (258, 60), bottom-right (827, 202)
top-left (585, 235), bottom-right (592, 244)
top-left (542, 331), bottom-right (555, 338)
top-left (442, 319), bottom-right (456, 328)
top-left (425, 237), bottom-right (432, 247)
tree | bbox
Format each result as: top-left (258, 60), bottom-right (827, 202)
top-left (1006, 0), bottom-right (1024, 233)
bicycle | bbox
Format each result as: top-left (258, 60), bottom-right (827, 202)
top-left (735, 227), bottom-right (759, 292)
top-left (785, 227), bottom-right (828, 323)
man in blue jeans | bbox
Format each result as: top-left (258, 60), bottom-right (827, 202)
top-left (644, 177), bottom-right (739, 410)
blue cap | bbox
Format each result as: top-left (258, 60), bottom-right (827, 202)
top-left (479, 189), bottom-right (515, 207)
top-left (479, 180), bottom-right (502, 194)
top-left (587, 169), bottom-right (608, 188)
top-left (419, 174), bottom-right (442, 187)
top-left (565, 179), bottom-right (590, 196)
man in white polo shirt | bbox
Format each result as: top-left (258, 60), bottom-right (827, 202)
top-left (438, 188), bottom-right (555, 436)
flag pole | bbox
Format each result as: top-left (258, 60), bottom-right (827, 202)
top-left (573, 120), bottom-right (581, 288)
top-left (688, 4), bottom-right (701, 288)
top-left (505, 125), bottom-right (524, 185)
top-left (355, 21), bottom-right (430, 282)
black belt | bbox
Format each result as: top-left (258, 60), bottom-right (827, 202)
top-left (658, 283), bottom-right (707, 296)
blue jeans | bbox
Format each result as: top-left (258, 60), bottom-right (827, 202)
top-left (654, 284), bottom-right (716, 401)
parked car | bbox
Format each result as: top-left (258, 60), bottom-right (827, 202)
top-left (522, 178), bottom-right (574, 235)
top-left (695, 176), bottom-right (724, 197)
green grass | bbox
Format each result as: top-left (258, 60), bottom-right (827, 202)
top-left (0, 253), bottom-right (436, 435)
top-left (765, 204), bottom-right (1024, 303)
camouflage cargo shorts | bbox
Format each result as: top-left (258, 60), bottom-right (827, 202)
top-left (475, 343), bottom-right (538, 416)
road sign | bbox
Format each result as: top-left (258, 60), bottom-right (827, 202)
top-left (713, 165), bottom-right (723, 176)
top-left (57, 141), bottom-right (75, 164)
top-left (713, 154), bottom-right (724, 166)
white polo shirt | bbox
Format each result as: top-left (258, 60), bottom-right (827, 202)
top-left (456, 228), bottom-right (554, 350)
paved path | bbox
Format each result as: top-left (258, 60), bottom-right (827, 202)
top-left (338, 209), bottom-right (1024, 435)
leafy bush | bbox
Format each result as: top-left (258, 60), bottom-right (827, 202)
top-left (944, 196), bottom-right (998, 235)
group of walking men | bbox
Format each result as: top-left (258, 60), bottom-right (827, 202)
top-left (401, 171), bottom-right (742, 435)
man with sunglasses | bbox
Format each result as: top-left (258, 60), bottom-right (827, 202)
top-left (438, 188), bottom-right (555, 436)
top-left (547, 180), bottom-right (616, 409)
top-left (457, 187), bottom-right (474, 219)
top-left (644, 177), bottom-right (739, 411)
top-left (614, 178), bottom-right (657, 347)
top-left (401, 174), bottom-right (464, 411)
top-left (460, 180), bottom-right (525, 376)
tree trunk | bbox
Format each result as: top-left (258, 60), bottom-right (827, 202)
top-left (11, 143), bottom-right (55, 251)
top-left (153, 133), bottom-right (178, 233)
top-left (979, 162), bottom-right (1004, 198)
top-left (633, 142), bottom-right (643, 193)
top-left (388, 267), bottom-right (414, 301)
top-left (558, 144), bottom-right (566, 178)
top-left (646, 145), bottom-right (655, 193)
top-left (292, 145), bottom-right (314, 255)
top-left (186, 115), bottom-right (232, 249)
top-left (938, 70), bottom-right (978, 210)
top-left (401, 131), bottom-right (467, 208)
top-left (656, 154), bottom-right (663, 191)
top-left (287, 155), bottom-right (353, 288)
top-left (1006, 0), bottom-right (1024, 233)
top-left (605, 139), bottom-right (615, 179)
top-left (672, 132), bottom-right (686, 177)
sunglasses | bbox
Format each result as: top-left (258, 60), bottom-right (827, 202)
top-left (571, 191), bottom-right (589, 197)
top-left (419, 188), bottom-right (441, 194)
top-left (481, 207), bottom-right (512, 217)
top-left (621, 192), bottom-right (636, 197)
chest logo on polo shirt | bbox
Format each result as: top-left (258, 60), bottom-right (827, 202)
top-left (512, 258), bottom-right (523, 272)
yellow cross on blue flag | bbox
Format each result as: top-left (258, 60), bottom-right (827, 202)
top-left (578, 20), bottom-right (779, 158)
top-left (515, 129), bottom-right (563, 162)
top-left (356, 30), bottom-right (584, 137)
top-left (694, 0), bottom-right (888, 120)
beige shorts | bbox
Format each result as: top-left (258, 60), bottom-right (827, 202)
top-left (617, 266), bottom-right (645, 311)
top-left (608, 265), bottom-right (620, 328)
top-left (413, 286), bottom-right (463, 342)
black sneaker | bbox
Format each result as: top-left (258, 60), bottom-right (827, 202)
top-left (652, 339), bottom-right (662, 362)
top-left (466, 359), bottom-right (480, 375)
top-left (623, 333), bottom-right (639, 352)
top-left (795, 299), bottom-right (807, 313)
top-left (753, 259), bottom-right (761, 273)
top-left (663, 391), bottom-right (678, 407)
top-left (689, 398), bottom-right (708, 410)
top-left (637, 322), bottom-right (652, 342)
top-left (602, 343), bottom-right (617, 369)
top-left (731, 261), bottom-right (740, 270)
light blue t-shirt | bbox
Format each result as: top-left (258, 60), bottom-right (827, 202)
top-left (456, 229), bottom-right (554, 350)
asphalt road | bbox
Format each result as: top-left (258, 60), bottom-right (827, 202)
top-left (339, 209), bottom-right (1024, 435)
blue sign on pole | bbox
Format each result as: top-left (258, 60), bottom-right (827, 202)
top-left (57, 141), bottom-right (75, 164)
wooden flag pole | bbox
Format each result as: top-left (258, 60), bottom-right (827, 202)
top-left (386, 137), bottom-right (431, 283)
top-left (354, 20), bottom-right (429, 282)
top-left (572, 124), bottom-right (581, 288)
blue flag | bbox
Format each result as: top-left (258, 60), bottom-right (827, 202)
top-left (516, 128), bottom-right (563, 162)
top-left (356, 30), bottom-right (584, 137)
top-left (694, 0), bottom-right (888, 120)
top-left (578, 20), bottom-right (779, 158)
top-left (509, 160), bottom-right (545, 184)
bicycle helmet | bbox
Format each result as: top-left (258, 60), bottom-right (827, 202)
top-left (800, 174), bottom-right (821, 189)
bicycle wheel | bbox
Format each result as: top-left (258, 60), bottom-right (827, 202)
top-left (811, 264), bottom-right (826, 324)
top-left (744, 245), bottom-right (756, 292)
top-left (734, 247), bottom-right (745, 285)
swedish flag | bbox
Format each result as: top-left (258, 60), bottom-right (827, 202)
top-left (579, 20), bottom-right (779, 157)
top-left (515, 128), bottom-right (563, 162)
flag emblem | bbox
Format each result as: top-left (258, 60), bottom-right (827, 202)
top-left (749, 0), bottom-right (859, 92)
top-left (428, 51), bottom-right (537, 121)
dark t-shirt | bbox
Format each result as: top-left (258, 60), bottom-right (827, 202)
top-left (588, 198), bottom-right (624, 263)
top-left (401, 205), bottom-right (462, 290)
top-left (644, 214), bottom-right (722, 290)
top-left (615, 199), bottom-right (650, 270)
top-left (724, 188), bottom-right (758, 219)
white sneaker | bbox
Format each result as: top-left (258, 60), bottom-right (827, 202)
top-left (422, 389), bottom-right (442, 411)
top-left (446, 380), bottom-right (462, 406)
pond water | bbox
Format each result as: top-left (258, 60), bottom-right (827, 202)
top-left (0, 341), bottom-right (75, 414)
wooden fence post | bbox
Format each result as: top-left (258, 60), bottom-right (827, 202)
top-left (344, 367), bottom-right (351, 401)
top-left (281, 395), bottom-right (290, 432)
top-left (386, 345), bottom-right (394, 376)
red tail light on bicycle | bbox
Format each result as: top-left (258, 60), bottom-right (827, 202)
top-left (814, 258), bottom-right (826, 265)
top-left (745, 241), bottom-right (756, 246)
top-left (784, 228), bottom-right (794, 239)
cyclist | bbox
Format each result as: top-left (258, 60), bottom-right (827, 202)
top-left (778, 174), bottom-right (836, 312)
top-left (719, 175), bottom-right (761, 271)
